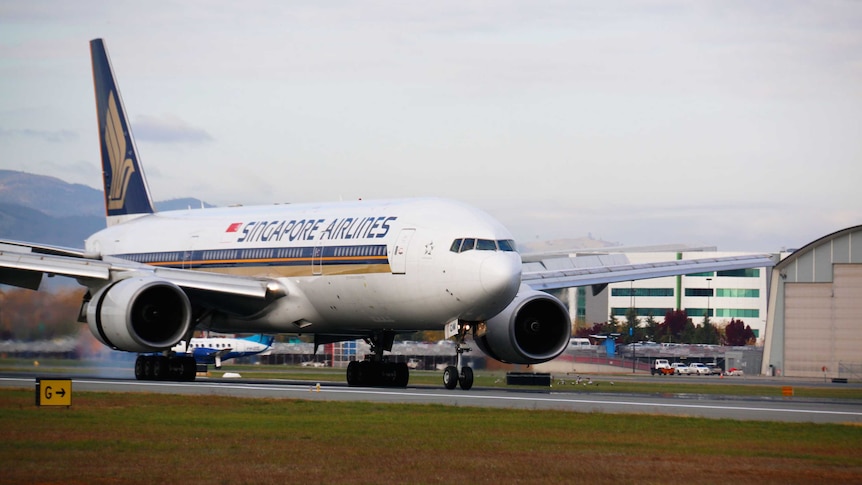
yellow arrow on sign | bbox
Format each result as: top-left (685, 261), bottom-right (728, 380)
top-left (36, 379), bottom-right (72, 406)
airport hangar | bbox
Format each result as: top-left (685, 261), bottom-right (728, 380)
top-left (761, 225), bottom-right (862, 379)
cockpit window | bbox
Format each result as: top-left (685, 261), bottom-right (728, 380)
top-left (497, 239), bottom-right (516, 252)
top-left (449, 238), bottom-right (517, 253)
top-left (476, 239), bottom-right (496, 251)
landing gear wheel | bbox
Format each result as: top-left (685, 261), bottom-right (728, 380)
top-left (180, 357), bottom-right (197, 381)
top-left (143, 356), bottom-right (154, 379)
top-left (394, 362), bottom-right (409, 387)
top-left (135, 355), bottom-right (197, 382)
top-left (135, 356), bottom-right (145, 379)
top-left (347, 361), bottom-right (360, 386)
top-left (152, 356), bottom-right (167, 380)
top-left (443, 365), bottom-right (459, 390)
top-left (347, 331), bottom-right (412, 387)
top-left (459, 366), bottom-right (474, 390)
top-left (346, 360), bottom-right (408, 387)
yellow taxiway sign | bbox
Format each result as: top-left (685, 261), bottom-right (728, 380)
top-left (36, 378), bottom-right (72, 406)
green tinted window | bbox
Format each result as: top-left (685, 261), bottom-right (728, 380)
top-left (717, 269), bottom-right (760, 278)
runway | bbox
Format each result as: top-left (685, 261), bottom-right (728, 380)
top-left (3, 375), bottom-right (861, 424)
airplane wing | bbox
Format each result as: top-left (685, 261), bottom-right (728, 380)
top-left (193, 347), bottom-right (234, 360)
top-left (0, 239), bottom-right (87, 258)
top-left (521, 253), bottom-right (777, 291)
top-left (0, 241), bottom-right (284, 307)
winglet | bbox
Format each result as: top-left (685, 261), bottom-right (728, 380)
top-left (90, 38), bottom-right (155, 225)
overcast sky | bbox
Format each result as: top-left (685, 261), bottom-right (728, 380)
top-left (1, 1), bottom-right (860, 251)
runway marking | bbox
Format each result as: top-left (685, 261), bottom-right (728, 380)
top-left (4, 377), bottom-right (858, 419)
top-left (0, 377), bottom-right (862, 418)
top-left (314, 386), bottom-right (862, 418)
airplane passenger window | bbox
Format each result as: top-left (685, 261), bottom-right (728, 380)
top-left (450, 239), bottom-right (463, 252)
top-left (476, 239), bottom-right (496, 251)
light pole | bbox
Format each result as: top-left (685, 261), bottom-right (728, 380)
top-left (630, 281), bottom-right (636, 373)
top-left (705, 277), bottom-right (713, 324)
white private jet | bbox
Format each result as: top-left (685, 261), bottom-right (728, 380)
top-left (0, 39), bottom-right (775, 389)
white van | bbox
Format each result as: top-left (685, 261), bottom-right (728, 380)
top-left (568, 338), bottom-right (593, 350)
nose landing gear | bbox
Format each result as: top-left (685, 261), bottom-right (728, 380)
top-left (443, 321), bottom-right (475, 390)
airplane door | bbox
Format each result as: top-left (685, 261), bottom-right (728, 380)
top-left (312, 245), bottom-right (323, 275)
top-left (183, 233), bottom-right (201, 269)
top-left (390, 229), bottom-right (415, 274)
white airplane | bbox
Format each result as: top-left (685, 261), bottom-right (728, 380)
top-left (156, 334), bottom-right (274, 371)
top-left (0, 39), bottom-right (775, 389)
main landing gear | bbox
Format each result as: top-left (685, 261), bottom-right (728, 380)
top-left (443, 321), bottom-right (474, 391)
top-left (346, 331), bottom-right (409, 387)
top-left (134, 354), bottom-right (197, 381)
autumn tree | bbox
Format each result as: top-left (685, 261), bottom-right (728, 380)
top-left (574, 321), bottom-right (617, 338)
top-left (0, 288), bottom-right (86, 340)
top-left (723, 318), bottom-right (756, 346)
top-left (659, 309), bottom-right (689, 343)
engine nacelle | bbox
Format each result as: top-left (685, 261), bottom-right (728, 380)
top-left (87, 277), bottom-right (192, 353)
top-left (473, 288), bottom-right (571, 364)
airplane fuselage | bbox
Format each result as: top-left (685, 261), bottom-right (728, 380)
top-left (85, 197), bottom-right (523, 336)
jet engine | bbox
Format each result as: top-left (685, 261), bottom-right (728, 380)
top-left (86, 277), bottom-right (192, 352)
top-left (473, 287), bottom-right (571, 364)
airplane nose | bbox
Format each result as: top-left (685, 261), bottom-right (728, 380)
top-left (480, 254), bottom-right (521, 300)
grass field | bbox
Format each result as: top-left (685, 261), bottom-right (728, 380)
top-left (2, 387), bottom-right (861, 485)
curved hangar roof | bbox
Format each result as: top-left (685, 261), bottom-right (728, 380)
top-left (774, 225), bottom-right (862, 282)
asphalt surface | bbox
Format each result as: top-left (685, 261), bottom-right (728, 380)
top-left (2, 374), bottom-right (861, 424)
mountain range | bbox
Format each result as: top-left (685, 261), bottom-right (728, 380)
top-left (0, 170), bottom-right (211, 248)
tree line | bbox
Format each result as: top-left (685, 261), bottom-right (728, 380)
top-left (0, 288), bottom-right (85, 340)
top-left (573, 309), bottom-right (757, 346)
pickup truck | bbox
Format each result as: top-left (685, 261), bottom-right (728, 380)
top-left (704, 362), bottom-right (723, 375)
top-left (650, 359), bottom-right (674, 375)
top-left (687, 362), bottom-right (711, 375)
top-left (670, 362), bottom-right (692, 375)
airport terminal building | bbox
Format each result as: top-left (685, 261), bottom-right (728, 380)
top-left (561, 249), bottom-right (771, 340)
top-left (607, 251), bottom-right (768, 338)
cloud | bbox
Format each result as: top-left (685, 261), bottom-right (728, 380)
top-left (0, 128), bottom-right (77, 143)
top-left (132, 115), bottom-right (214, 144)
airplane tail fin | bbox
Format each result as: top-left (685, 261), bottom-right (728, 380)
top-left (243, 334), bottom-right (275, 347)
top-left (90, 38), bottom-right (156, 226)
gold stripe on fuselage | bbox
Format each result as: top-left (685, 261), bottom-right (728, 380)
top-left (145, 259), bottom-right (391, 278)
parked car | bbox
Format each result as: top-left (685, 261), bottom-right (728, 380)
top-left (568, 338), bottom-right (594, 350)
top-left (725, 367), bottom-right (744, 376)
top-left (670, 362), bottom-right (691, 375)
top-left (704, 362), bottom-right (723, 375)
top-left (687, 363), bottom-right (711, 375)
